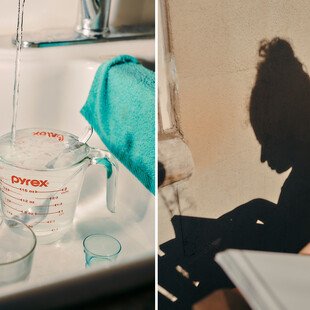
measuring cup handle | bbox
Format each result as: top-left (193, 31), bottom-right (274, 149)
top-left (89, 148), bottom-right (118, 213)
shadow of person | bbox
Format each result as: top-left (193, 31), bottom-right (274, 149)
top-left (158, 38), bottom-right (310, 308)
top-left (220, 37), bottom-right (310, 254)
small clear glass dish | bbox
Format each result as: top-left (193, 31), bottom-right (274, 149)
top-left (83, 234), bottom-right (121, 267)
top-left (0, 216), bottom-right (36, 286)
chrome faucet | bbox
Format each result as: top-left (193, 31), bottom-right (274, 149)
top-left (13, 0), bottom-right (154, 48)
top-left (77, 0), bottom-right (111, 35)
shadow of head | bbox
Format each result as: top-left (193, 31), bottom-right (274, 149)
top-left (250, 37), bottom-right (310, 173)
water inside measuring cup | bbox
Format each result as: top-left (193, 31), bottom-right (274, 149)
top-left (0, 128), bottom-right (89, 170)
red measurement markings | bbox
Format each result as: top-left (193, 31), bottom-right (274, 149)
top-left (1, 185), bottom-right (22, 196)
top-left (2, 199), bottom-right (64, 216)
top-left (42, 219), bottom-right (57, 224)
top-left (0, 179), bottom-right (63, 194)
top-left (36, 196), bottom-right (59, 200)
top-left (20, 210), bottom-right (36, 216)
top-left (14, 209), bottom-right (64, 217)
top-left (18, 188), bottom-right (50, 194)
top-left (46, 219), bottom-right (56, 224)
top-left (1, 190), bottom-right (24, 202)
top-left (31, 219), bottom-right (56, 225)
top-left (1, 190), bottom-right (34, 204)
top-left (31, 202), bottom-right (63, 208)
top-left (1, 190), bottom-right (35, 204)
top-left (2, 200), bottom-right (23, 213)
top-left (33, 187), bottom-right (68, 194)
top-left (4, 209), bottom-right (13, 216)
top-left (27, 209), bottom-right (64, 216)
top-left (50, 202), bottom-right (63, 207)
top-left (3, 196), bottom-right (22, 206)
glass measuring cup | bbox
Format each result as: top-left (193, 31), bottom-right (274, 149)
top-left (0, 128), bottom-right (118, 244)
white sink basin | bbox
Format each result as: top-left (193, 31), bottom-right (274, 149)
top-left (0, 37), bottom-right (155, 307)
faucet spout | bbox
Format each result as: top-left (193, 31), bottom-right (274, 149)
top-left (12, 0), bottom-right (154, 48)
top-left (77, 0), bottom-right (111, 36)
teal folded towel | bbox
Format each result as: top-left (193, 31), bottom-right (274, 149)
top-left (80, 55), bottom-right (155, 194)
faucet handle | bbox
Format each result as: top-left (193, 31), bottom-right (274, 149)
top-left (77, 0), bottom-right (111, 36)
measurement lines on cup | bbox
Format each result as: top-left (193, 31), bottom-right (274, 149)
top-left (2, 200), bottom-right (64, 216)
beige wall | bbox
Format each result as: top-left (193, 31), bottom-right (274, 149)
top-left (159, 0), bottom-right (310, 243)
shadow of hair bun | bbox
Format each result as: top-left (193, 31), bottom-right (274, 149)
top-left (259, 37), bottom-right (295, 63)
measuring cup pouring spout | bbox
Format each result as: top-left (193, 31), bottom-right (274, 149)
top-left (87, 147), bottom-right (118, 213)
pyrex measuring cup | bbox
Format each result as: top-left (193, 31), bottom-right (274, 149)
top-left (0, 128), bottom-right (118, 244)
